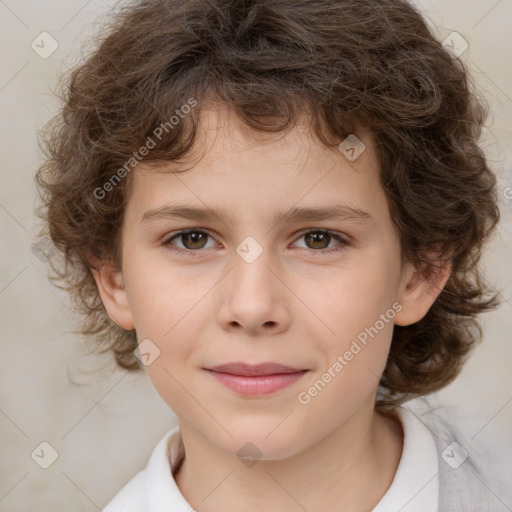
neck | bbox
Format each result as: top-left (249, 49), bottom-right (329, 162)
top-left (174, 403), bottom-right (403, 512)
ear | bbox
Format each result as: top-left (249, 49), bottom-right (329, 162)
top-left (89, 256), bottom-right (135, 331)
top-left (394, 257), bottom-right (452, 327)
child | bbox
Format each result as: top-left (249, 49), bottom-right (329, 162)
top-left (35, 0), bottom-right (509, 510)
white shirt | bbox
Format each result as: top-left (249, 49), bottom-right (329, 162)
top-left (102, 406), bottom-right (443, 511)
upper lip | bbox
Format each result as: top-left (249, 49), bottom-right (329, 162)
top-left (206, 362), bottom-right (307, 376)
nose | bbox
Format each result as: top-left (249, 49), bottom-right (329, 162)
top-left (216, 244), bottom-right (291, 335)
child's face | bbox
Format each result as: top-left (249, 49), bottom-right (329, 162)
top-left (97, 104), bottom-right (440, 459)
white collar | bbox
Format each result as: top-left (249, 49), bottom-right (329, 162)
top-left (371, 406), bottom-right (439, 511)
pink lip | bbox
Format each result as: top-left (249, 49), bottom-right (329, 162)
top-left (205, 363), bottom-right (308, 395)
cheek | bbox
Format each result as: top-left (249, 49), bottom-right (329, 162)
top-left (123, 250), bottom-right (213, 393)
top-left (305, 260), bottom-right (398, 335)
top-left (124, 247), bottom-right (206, 335)
top-left (299, 256), bottom-right (400, 386)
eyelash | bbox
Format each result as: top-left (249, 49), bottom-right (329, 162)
top-left (161, 228), bottom-right (349, 257)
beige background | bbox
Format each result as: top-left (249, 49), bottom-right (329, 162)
top-left (1, 0), bottom-right (511, 510)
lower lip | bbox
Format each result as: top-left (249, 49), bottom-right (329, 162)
top-left (206, 370), bottom-right (308, 395)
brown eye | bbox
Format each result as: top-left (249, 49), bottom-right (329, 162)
top-left (304, 231), bottom-right (331, 249)
top-left (162, 228), bottom-right (348, 257)
top-left (164, 230), bottom-right (214, 252)
top-left (180, 231), bottom-right (208, 250)
top-left (293, 230), bottom-right (348, 253)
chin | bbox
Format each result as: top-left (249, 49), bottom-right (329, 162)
top-left (215, 424), bottom-right (308, 463)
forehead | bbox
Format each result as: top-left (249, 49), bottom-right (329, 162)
top-left (125, 105), bottom-right (387, 227)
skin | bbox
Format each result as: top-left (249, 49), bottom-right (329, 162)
top-left (92, 102), bottom-right (451, 511)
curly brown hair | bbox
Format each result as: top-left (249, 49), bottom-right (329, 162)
top-left (35, 0), bottom-right (500, 409)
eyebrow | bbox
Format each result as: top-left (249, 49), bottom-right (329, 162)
top-left (141, 202), bottom-right (376, 228)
